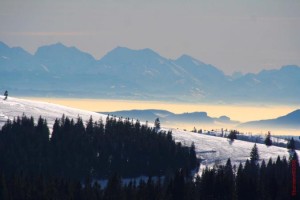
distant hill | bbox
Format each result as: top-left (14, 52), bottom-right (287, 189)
top-left (102, 109), bottom-right (239, 128)
top-left (239, 109), bottom-right (300, 130)
top-left (106, 109), bottom-right (300, 133)
top-left (1, 41), bottom-right (300, 103)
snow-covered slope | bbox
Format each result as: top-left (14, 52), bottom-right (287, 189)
top-left (0, 96), bottom-right (106, 131)
top-left (166, 128), bottom-right (297, 170)
top-left (0, 96), bottom-right (297, 170)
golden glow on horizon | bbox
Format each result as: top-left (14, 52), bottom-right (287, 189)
top-left (26, 97), bottom-right (298, 123)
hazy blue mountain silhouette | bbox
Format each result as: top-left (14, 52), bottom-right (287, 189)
top-left (0, 42), bottom-right (50, 94)
top-left (35, 42), bottom-right (97, 74)
top-left (107, 109), bottom-right (300, 130)
top-left (102, 109), bottom-right (238, 127)
top-left (0, 41), bottom-right (41, 72)
top-left (224, 65), bottom-right (300, 103)
top-left (1, 41), bottom-right (299, 102)
top-left (96, 46), bottom-right (217, 96)
top-left (239, 109), bottom-right (300, 129)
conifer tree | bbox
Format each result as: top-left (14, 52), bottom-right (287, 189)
top-left (264, 131), bottom-right (272, 147)
top-left (104, 174), bottom-right (122, 199)
top-left (172, 170), bottom-right (185, 200)
top-left (250, 143), bottom-right (259, 164)
top-left (287, 137), bottom-right (295, 151)
top-left (189, 142), bottom-right (198, 169)
top-left (154, 118), bottom-right (160, 130)
top-left (236, 162), bottom-right (246, 200)
top-left (227, 130), bottom-right (237, 142)
top-left (224, 158), bottom-right (234, 200)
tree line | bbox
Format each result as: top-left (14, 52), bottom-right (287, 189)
top-left (0, 147), bottom-right (299, 200)
top-left (0, 115), bottom-right (198, 181)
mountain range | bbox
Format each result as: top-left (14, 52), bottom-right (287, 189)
top-left (1, 41), bottom-right (300, 103)
top-left (102, 109), bottom-right (239, 129)
top-left (104, 109), bottom-right (300, 132)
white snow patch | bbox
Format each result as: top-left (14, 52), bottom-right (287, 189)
top-left (41, 64), bottom-right (49, 72)
top-left (253, 78), bottom-right (261, 84)
top-left (1, 56), bottom-right (9, 60)
top-left (157, 58), bottom-right (165, 64)
top-left (144, 70), bottom-right (155, 76)
top-left (104, 64), bottom-right (111, 69)
top-left (192, 59), bottom-right (199, 66)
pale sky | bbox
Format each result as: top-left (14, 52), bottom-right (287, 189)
top-left (1, 0), bottom-right (300, 74)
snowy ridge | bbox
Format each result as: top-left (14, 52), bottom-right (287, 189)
top-left (0, 96), bottom-right (298, 170)
top-left (0, 96), bottom-right (106, 132)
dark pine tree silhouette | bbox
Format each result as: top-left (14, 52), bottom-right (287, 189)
top-left (287, 137), bottom-right (296, 151)
top-left (227, 130), bottom-right (238, 142)
top-left (250, 143), bottom-right (259, 164)
top-left (154, 117), bottom-right (160, 130)
top-left (264, 131), bottom-right (272, 147)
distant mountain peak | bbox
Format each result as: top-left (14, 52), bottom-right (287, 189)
top-left (99, 46), bottom-right (163, 64)
top-left (0, 41), bottom-right (33, 58)
top-left (53, 42), bottom-right (64, 46)
top-left (34, 42), bottom-right (91, 55)
top-left (177, 54), bottom-right (197, 61)
top-left (176, 54), bottom-right (204, 65)
top-left (35, 42), bottom-right (68, 52)
top-left (35, 42), bottom-right (94, 58)
top-left (113, 46), bottom-right (130, 51)
top-left (174, 53), bottom-right (224, 77)
top-left (282, 109), bottom-right (300, 118)
top-left (108, 46), bottom-right (160, 56)
top-left (280, 65), bottom-right (300, 71)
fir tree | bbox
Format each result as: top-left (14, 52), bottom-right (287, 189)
top-left (264, 131), bottom-right (272, 147)
top-left (172, 170), bottom-right (185, 200)
top-left (250, 143), bottom-right (259, 164)
top-left (192, 127), bottom-right (197, 133)
top-left (287, 137), bottom-right (295, 151)
top-left (227, 130), bottom-right (237, 142)
top-left (223, 158), bottom-right (234, 200)
top-left (154, 118), bottom-right (160, 130)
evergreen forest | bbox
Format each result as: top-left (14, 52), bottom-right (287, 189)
top-left (0, 115), bottom-right (299, 199)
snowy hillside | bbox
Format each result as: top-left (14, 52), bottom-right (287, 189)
top-left (0, 96), bottom-right (298, 171)
top-left (166, 129), bottom-right (297, 170)
top-left (0, 96), bottom-right (106, 132)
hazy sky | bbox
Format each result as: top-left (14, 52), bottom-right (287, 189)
top-left (1, 0), bottom-right (300, 74)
